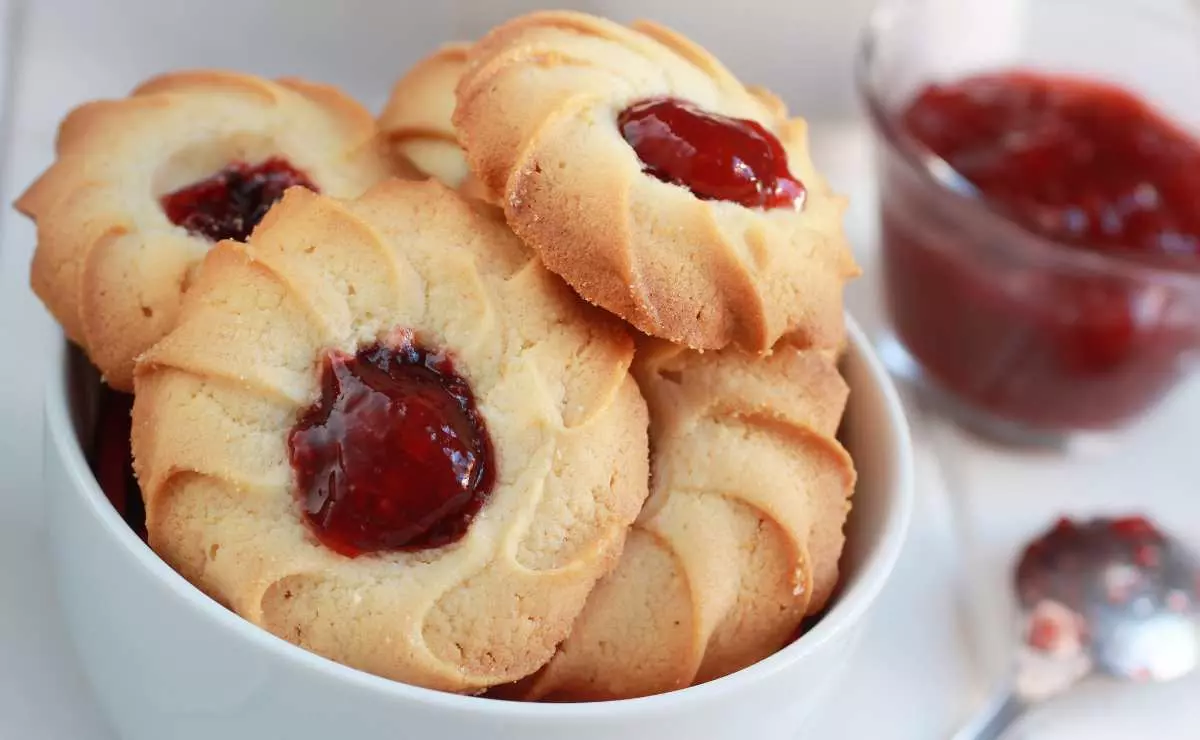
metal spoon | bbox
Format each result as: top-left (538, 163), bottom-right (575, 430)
top-left (952, 515), bottom-right (1200, 740)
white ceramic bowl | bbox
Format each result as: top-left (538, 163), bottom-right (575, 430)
top-left (43, 316), bottom-right (912, 740)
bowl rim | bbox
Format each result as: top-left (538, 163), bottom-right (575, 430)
top-left (854, 0), bottom-right (1200, 288)
top-left (45, 315), bottom-right (913, 719)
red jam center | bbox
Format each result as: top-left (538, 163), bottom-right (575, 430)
top-left (160, 157), bottom-right (317, 242)
top-left (287, 337), bottom-right (494, 558)
top-left (882, 71), bottom-right (1200, 432)
top-left (618, 97), bottom-right (806, 209)
top-left (903, 72), bottom-right (1200, 261)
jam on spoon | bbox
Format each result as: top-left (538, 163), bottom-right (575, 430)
top-left (287, 334), bottom-right (495, 558)
top-left (951, 515), bottom-right (1198, 739)
top-left (618, 97), bottom-right (806, 209)
top-left (161, 157), bottom-right (317, 242)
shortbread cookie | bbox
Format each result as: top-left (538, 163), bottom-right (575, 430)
top-left (380, 45), bottom-right (493, 202)
top-left (17, 70), bottom-right (391, 390)
top-left (454, 12), bottom-right (860, 352)
top-left (130, 179), bottom-right (649, 693)
top-left (380, 44), bottom-right (472, 187)
top-left (516, 338), bottom-right (856, 700)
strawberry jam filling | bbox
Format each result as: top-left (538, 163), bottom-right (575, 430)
top-left (287, 335), bottom-right (494, 557)
top-left (161, 157), bottom-right (317, 242)
top-left (618, 97), bottom-right (806, 209)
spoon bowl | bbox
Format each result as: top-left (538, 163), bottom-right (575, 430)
top-left (954, 515), bottom-right (1200, 740)
top-left (1017, 517), bottom-right (1200, 683)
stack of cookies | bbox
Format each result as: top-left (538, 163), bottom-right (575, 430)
top-left (18, 11), bottom-right (858, 701)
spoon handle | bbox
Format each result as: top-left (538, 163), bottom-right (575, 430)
top-left (950, 687), bottom-right (1029, 740)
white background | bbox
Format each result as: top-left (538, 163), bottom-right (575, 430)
top-left (1, 1), bottom-right (1198, 738)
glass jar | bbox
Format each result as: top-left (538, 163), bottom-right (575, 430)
top-left (857, 0), bottom-right (1200, 443)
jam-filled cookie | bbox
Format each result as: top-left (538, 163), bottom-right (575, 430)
top-left (17, 70), bottom-right (391, 390)
top-left (514, 338), bottom-right (856, 700)
top-left (131, 179), bottom-right (649, 692)
top-left (454, 12), bottom-right (860, 352)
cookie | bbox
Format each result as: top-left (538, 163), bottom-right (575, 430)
top-left (515, 337), bottom-right (856, 700)
top-left (454, 12), bottom-right (860, 352)
top-left (16, 70), bottom-right (391, 390)
top-left (380, 44), bottom-right (493, 202)
top-left (130, 179), bottom-right (650, 692)
top-left (380, 44), bottom-right (472, 187)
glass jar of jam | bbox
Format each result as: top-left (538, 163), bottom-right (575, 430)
top-left (858, 0), bottom-right (1200, 442)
